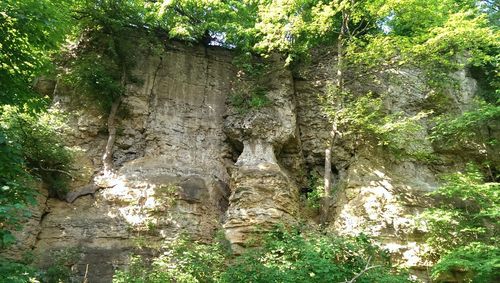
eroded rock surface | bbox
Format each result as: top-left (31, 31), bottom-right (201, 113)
top-left (33, 43), bottom-right (235, 283)
top-left (223, 64), bottom-right (300, 252)
top-left (4, 42), bottom-right (488, 283)
top-left (293, 50), bottom-right (480, 277)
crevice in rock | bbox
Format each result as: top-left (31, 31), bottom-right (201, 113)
top-left (226, 139), bottom-right (244, 163)
top-left (202, 48), bottom-right (210, 106)
top-left (33, 189), bottom-right (50, 250)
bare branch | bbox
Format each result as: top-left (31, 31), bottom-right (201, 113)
top-left (35, 166), bottom-right (75, 180)
top-left (343, 256), bottom-right (382, 283)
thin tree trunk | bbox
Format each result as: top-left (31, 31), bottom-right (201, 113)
top-left (102, 68), bottom-right (126, 173)
top-left (320, 124), bottom-right (336, 226)
top-left (321, 8), bottom-right (348, 226)
top-left (102, 97), bottom-right (121, 172)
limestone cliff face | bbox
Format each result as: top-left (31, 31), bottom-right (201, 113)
top-left (7, 42), bottom-right (484, 282)
top-left (35, 43), bottom-right (235, 282)
top-left (223, 61), bottom-right (299, 253)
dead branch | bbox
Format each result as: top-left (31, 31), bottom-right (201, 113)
top-left (36, 165), bottom-right (75, 180)
top-left (343, 256), bottom-right (382, 283)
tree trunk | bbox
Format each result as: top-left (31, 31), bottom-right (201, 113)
top-left (102, 68), bottom-right (126, 173)
top-left (321, 8), bottom-right (348, 226)
top-left (102, 97), bottom-right (121, 173)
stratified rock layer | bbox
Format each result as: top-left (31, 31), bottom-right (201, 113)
top-left (2, 42), bottom-right (490, 283)
top-left (223, 63), bottom-right (299, 252)
top-left (34, 43), bottom-right (235, 283)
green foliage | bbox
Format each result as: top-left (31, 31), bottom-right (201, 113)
top-left (251, 228), bottom-right (409, 282)
top-left (432, 243), bottom-right (499, 283)
top-left (1, 1), bottom-right (499, 282)
top-left (62, 0), bottom-right (163, 112)
top-left (431, 101), bottom-right (500, 148)
top-left (114, 227), bottom-right (410, 283)
top-left (0, 106), bottom-right (73, 198)
top-left (40, 248), bottom-right (81, 283)
top-left (410, 11), bottom-right (499, 91)
top-left (230, 86), bottom-right (271, 113)
top-left (0, 0), bottom-right (71, 106)
top-left (114, 235), bottom-right (228, 283)
top-left (325, 90), bottom-right (433, 161)
top-left (153, 184), bottom-right (178, 208)
top-left (0, 128), bottom-right (35, 248)
top-left (0, 248), bottom-right (80, 283)
top-left (349, 1), bottom-right (499, 97)
top-left (417, 164), bottom-right (499, 281)
top-left (64, 52), bottom-right (126, 111)
top-left (223, 228), bottom-right (410, 283)
top-left (0, 256), bottom-right (38, 283)
top-left (305, 171), bottom-right (324, 209)
top-left (0, 105), bottom-right (72, 248)
top-left (0, 0), bottom-right (74, 253)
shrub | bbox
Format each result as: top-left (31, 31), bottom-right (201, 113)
top-left (114, 235), bottom-right (228, 283)
top-left (222, 228), bottom-right (410, 283)
top-left (113, 227), bottom-right (410, 283)
top-left (0, 256), bottom-right (38, 283)
top-left (0, 105), bottom-right (72, 248)
top-left (417, 164), bottom-right (499, 281)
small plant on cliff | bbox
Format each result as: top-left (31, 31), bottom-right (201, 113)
top-left (305, 171), bottom-right (324, 209)
top-left (40, 247), bottom-right (81, 283)
top-left (229, 86), bottom-right (271, 114)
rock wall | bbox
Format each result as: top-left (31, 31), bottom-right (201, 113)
top-left (34, 43), bottom-right (236, 283)
top-left (4, 42), bottom-right (485, 282)
top-left (293, 51), bottom-right (479, 277)
top-left (223, 62), bottom-right (299, 253)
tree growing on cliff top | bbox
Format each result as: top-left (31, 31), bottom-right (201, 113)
top-left (0, 0), bottom-right (498, 280)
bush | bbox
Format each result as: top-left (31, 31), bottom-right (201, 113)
top-left (417, 164), bottom-right (500, 281)
top-left (431, 243), bottom-right (499, 283)
top-left (0, 256), bottom-right (38, 283)
top-left (0, 105), bottom-right (72, 248)
top-left (222, 228), bottom-right (410, 283)
top-left (0, 248), bottom-right (80, 283)
top-left (40, 248), bottom-right (81, 283)
top-left (113, 227), bottom-right (410, 283)
top-left (0, 106), bottom-right (72, 198)
top-left (114, 235), bottom-right (228, 283)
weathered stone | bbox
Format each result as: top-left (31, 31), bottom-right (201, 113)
top-left (224, 163), bottom-right (299, 253)
top-left (31, 43), bottom-right (235, 283)
top-left (1, 186), bottom-right (48, 261)
top-left (7, 41), bottom-right (489, 283)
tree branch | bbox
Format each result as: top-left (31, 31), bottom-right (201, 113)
top-left (343, 256), bottom-right (382, 283)
top-left (35, 166), bottom-right (75, 180)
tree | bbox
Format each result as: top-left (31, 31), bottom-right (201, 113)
top-left (0, 0), bottom-right (73, 249)
top-left (0, 0), bottom-right (72, 106)
top-left (64, 0), bottom-right (155, 180)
